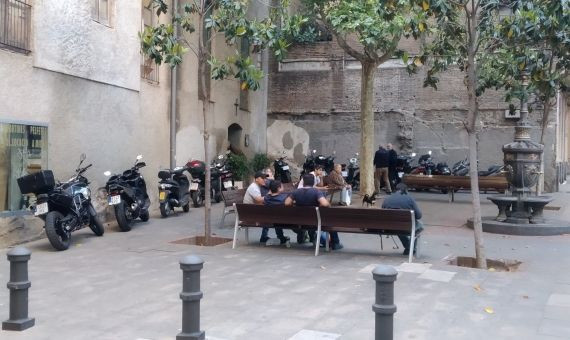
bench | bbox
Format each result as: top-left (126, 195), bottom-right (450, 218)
top-left (403, 174), bottom-right (508, 202)
top-left (232, 204), bottom-right (419, 262)
top-left (219, 189), bottom-right (246, 227)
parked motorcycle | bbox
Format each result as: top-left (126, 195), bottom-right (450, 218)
top-left (301, 149), bottom-right (318, 175)
top-left (103, 155), bottom-right (150, 232)
top-left (17, 154), bottom-right (104, 251)
top-left (451, 158), bottom-right (470, 176)
top-left (343, 153), bottom-right (360, 190)
top-left (316, 151), bottom-right (335, 174)
top-left (395, 152), bottom-right (416, 182)
top-left (274, 152), bottom-right (292, 183)
top-left (158, 165), bottom-right (191, 217)
top-left (186, 159), bottom-right (222, 208)
top-left (478, 164), bottom-right (504, 176)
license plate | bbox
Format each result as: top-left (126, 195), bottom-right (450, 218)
top-left (398, 172), bottom-right (404, 178)
top-left (159, 191), bottom-right (166, 200)
top-left (190, 183), bottom-right (199, 191)
top-left (341, 171), bottom-right (348, 177)
top-left (35, 202), bottom-right (48, 216)
top-left (223, 181), bottom-right (233, 189)
top-left (281, 165), bottom-right (289, 170)
top-left (108, 195), bottom-right (121, 205)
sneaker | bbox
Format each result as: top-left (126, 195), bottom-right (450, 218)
top-left (260, 236), bottom-right (270, 243)
top-left (331, 243), bottom-right (344, 251)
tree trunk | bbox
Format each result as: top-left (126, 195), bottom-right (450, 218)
top-left (359, 62), bottom-right (377, 196)
top-left (198, 52), bottom-right (211, 244)
top-left (465, 43), bottom-right (487, 269)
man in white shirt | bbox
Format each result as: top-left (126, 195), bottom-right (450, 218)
top-left (243, 171), bottom-right (267, 204)
top-left (297, 165), bottom-right (325, 188)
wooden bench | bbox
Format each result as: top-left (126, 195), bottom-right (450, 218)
top-left (219, 189), bottom-right (245, 227)
top-left (403, 174), bottom-right (508, 202)
top-left (232, 204), bottom-right (419, 262)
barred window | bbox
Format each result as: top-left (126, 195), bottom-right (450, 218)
top-left (0, 0), bottom-right (32, 54)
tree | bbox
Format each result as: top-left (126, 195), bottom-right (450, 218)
top-left (141, 0), bottom-right (304, 244)
top-left (494, 0), bottom-right (569, 145)
top-left (420, 0), bottom-right (516, 269)
top-left (301, 0), bottom-right (452, 196)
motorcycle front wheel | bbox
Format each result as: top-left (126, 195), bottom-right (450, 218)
top-left (45, 211), bottom-right (71, 251)
top-left (160, 202), bottom-right (171, 218)
top-left (88, 204), bottom-right (105, 236)
top-left (114, 202), bottom-right (132, 232)
top-left (191, 191), bottom-right (203, 208)
top-left (140, 209), bottom-right (150, 221)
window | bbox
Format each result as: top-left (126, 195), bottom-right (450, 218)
top-left (0, 122), bottom-right (48, 212)
top-left (0, 0), bottom-right (32, 54)
top-left (141, 0), bottom-right (159, 83)
top-left (92, 0), bottom-right (111, 26)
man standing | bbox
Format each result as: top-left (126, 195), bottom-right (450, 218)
top-left (373, 145), bottom-right (391, 195)
top-left (381, 183), bottom-right (424, 255)
top-left (285, 174), bottom-right (343, 250)
top-left (386, 143), bottom-right (398, 188)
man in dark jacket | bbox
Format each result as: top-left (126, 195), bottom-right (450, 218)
top-left (386, 143), bottom-right (398, 188)
top-left (373, 145), bottom-right (391, 194)
top-left (381, 183), bottom-right (424, 255)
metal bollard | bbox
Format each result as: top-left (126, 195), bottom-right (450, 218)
top-left (372, 265), bottom-right (397, 340)
top-left (177, 255), bottom-right (205, 340)
top-left (2, 247), bottom-right (35, 331)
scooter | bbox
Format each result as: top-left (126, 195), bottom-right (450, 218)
top-left (343, 153), bottom-right (360, 190)
top-left (104, 155), bottom-right (150, 231)
top-left (274, 152), bottom-right (292, 183)
top-left (186, 159), bottom-right (222, 207)
top-left (158, 165), bottom-right (191, 217)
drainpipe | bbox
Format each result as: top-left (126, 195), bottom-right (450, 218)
top-left (170, 0), bottom-right (179, 169)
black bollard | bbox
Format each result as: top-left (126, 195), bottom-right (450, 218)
top-left (372, 265), bottom-right (397, 340)
top-left (177, 255), bottom-right (205, 340)
top-left (2, 247), bottom-right (35, 331)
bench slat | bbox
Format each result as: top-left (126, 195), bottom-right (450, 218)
top-left (319, 207), bottom-right (413, 232)
top-left (235, 204), bottom-right (319, 226)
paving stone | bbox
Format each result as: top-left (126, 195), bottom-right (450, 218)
top-left (395, 262), bottom-right (432, 274)
top-left (543, 306), bottom-right (570, 322)
top-left (546, 294), bottom-right (570, 307)
top-left (417, 269), bottom-right (457, 282)
top-left (287, 329), bottom-right (341, 340)
top-left (538, 318), bottom-right (570, 338)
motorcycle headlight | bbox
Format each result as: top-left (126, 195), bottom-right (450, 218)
top-left (79, 187), bottom-right (90, 199)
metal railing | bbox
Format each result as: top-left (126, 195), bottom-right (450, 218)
top-left (0, 0), bottom-right (31, 54)
top-left (141, 56), bottom-right (159, 83)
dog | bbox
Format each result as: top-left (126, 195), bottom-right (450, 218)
top-left (362, 194), bottom-right (376, 207)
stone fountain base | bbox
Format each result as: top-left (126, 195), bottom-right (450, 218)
top-left (467, 217), bottom-right (570, 236)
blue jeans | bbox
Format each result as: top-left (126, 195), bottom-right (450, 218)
top-left (397, 220), bottom-right (424, 249)
top-left (319, 231), bottom-right (340, 245)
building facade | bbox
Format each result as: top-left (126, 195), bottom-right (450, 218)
top-left (0, 0), bottom-right (269, 247)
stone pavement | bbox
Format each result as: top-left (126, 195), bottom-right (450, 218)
top-left (0, 185), bottom-right (569, 340)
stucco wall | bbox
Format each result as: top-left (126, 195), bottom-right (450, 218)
top-left (33, 0), bottom-right (141, 91)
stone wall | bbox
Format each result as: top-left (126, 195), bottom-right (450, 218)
top-left (267, 41), bottom-right (558, 191)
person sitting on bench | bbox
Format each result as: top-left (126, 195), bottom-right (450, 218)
top-left (285, 174), bottom-right (343, 250)
top-left (263, 180), bottom-right (291, 245)
top-left (381, 183), bottom-right (424, 255)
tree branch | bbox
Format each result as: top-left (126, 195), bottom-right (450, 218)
top-left (315, 10), bottom-right (366, 62)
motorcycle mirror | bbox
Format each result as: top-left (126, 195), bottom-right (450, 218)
top-left (312, 149), bottom-right (316, 154)
top-left (428, 150), bottom-right (432, 155)
top-left (355, 152), bottom-right (359, 156)
top-left (411, 153), bottom-right (417, 157)
top-left (80, 153), bottom-right (86, 162)
top-left (104, 171), bottom-right (111, 177)
top-left (218, 155), bottom-right (223, 160)
top-left (137, 155), bottom-right (143, 160)
top-left (333, 150), bottom-right (336, 155)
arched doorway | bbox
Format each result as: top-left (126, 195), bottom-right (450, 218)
top-left (228, 123), bottom-right (243, 154)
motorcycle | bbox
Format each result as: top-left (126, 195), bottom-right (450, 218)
top-left (452, 158), bottom-right (470, 176)
top-left (316, 151), bottom-right (335, 174)
top-left (17, 154), bottom-right (104, 251)
top-left (478, 164), bottom-right (504, 176)
top-left (342, 153), bottom-right (360, 190)
top-left (158, 165), bottom-right (191, 217)
top-left (409, 151), bottom-right (451, 193)
top-left (301, 149), bottom-right (318, 175)
top-left (103, 155), bottom-right (150, 232)
top-left (186, 159), bottom-right (223, 208)
top-left (273, 152), bottom-right (292, 183)
top-left (395, 152), bottom-right (416, 182)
